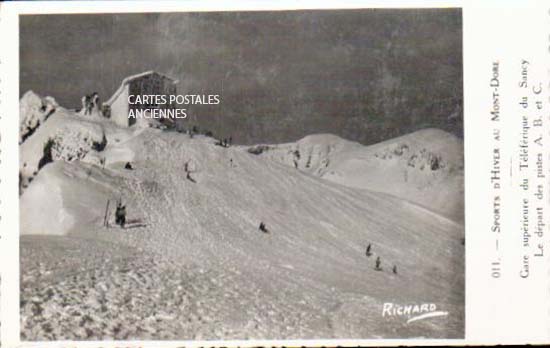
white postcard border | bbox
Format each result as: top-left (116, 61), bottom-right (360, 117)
top-left (1, 0), bottom-right (549, 347)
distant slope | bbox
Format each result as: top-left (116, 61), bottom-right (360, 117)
top-left (19, 95), bottom-right (464, 339)
top-left (250, 129), bottom-right (464, 222)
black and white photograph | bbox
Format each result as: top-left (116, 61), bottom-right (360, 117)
top-left (18, 8), bottom-right (464, 341)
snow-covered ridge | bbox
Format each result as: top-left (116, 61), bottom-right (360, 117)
top-left (19, 91), bottom-right (145, 193)
top-left (19, 90), bottom-right (58, 144)
top-left (249, 129), bottom-right (464, 223)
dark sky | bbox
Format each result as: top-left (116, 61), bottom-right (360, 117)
top-left (20, 9), bottom-right (462, 145)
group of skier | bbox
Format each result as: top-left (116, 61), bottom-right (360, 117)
top-left (110, 195), bottom-right (396, 278)
top-left (366, 243), bottom-right (398, 275)
top-left (215, 136), bottom-right (233, 148)
top-left (81, 92), bottom-right (100, 116)
top-left (103, 129), bottom-right (398, 277)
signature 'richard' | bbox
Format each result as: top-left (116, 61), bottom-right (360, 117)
top-left (382, 302), bottom-right (449, 323)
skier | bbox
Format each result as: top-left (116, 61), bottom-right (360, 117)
top-left (184, 160), bottom-right (196, 183)
top-left (115, 201), bottom-right (126, 228)
top-left (375, 256), bottom-right (382, 271)
top-left (186, 171), bottom-right (196, 183)
top-left (101, 103), bottom-right (111, 118)
top-left (366, 243), bottom-right (372, 257)
top-left (124, 162), bottom-right (133, 170)
top-left (85, 95), bottom-right (93, 115)
top-left (392, 265), bottom-right (398, 275)
top-left (259, 222), bottom-right (268, 233)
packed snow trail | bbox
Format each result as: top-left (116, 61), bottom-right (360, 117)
top-left (20, 103), bottom-right (464, 340)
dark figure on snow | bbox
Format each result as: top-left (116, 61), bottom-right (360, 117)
top-left (101, 103), bottom-right (111, 118)
top-left (259, 222), bottom-right (268, 233)
top-left (375, 256), bottom-right (382, 271)
top-left (186, 172), bottom-right (196, 183)
top-left (366, 243), bottom-right (372, 257)
top-left (392, 265), bottom-right (398, 274)
top-left (91, 92), bottom-right (100, 112)
top-left (115, 201), bottom-right (126, 227)
top-left (184, 161), bottom-right (196, 182)
top-left (86, 95), bottom-right (93, 115)
top-left (228, 136), bottom-right (232, 146)
top-left (82, 95), bottom-right (92, 115)
top-left (124, 162), bottom-right (133, 170)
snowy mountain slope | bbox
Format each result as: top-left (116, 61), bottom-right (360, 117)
top-left (19, 98), bottom-right (464, 340)
top-left (250, 129), bottom-right (464, 222)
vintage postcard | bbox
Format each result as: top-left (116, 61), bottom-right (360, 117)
top-left (0, 1), bottom-right (548, 347)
